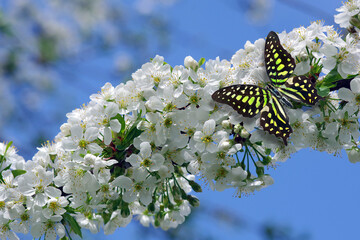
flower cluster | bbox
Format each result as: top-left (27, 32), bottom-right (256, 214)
top-left (0, 1), bottom-right (359, 239)
top-left (0, 0), bottom-right (176, 137)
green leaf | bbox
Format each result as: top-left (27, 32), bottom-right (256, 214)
top-left (11, 170), bottom-right (26, 178)
top-left (125, 127), bottom-right (143, 143)
top-left (317, 85), bottom-right (330, 97)
top-left (316, 66), bottom-right (343, 96)
top-left (322, 67), bottom-right (343, 84)
top-left (63, 213), bottom-right (83, 238)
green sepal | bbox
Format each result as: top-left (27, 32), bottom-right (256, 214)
top-left (198, 58), bottom-right (205, 68)
top-left (256, 166), bottom-right (264, 177)
top-left (0, 164), bottom-right (11, 184)
top-left (0, 141), bottom-right (13, 163)
top-left (63, 213), bottom-right (83, 238)
top-left (121, 202), bottom-right (130, 218)
top-left (262, 156), bottom-right (272, 165)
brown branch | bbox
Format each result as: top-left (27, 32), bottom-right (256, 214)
top-left (329, 77), bottom-right (355, 91)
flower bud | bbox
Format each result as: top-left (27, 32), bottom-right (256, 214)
top-left (147, 202), bottom-right (155, 213)
top-left (350, 15), bottom-right (360, 29)
top-left (240, 128), bottom-right (250, 139)
top-left (221, 120), bottom-right (231, 129)
top-left (184, 56), bottom-right (198, 70)
top-left (256, 166), bottom-right (264, 177)
top-left (188, 180), bottom-right (202, 192)
top-left (347, 147), bottom-right (360, 163)
top-left (234, 124), bottom-right (243, 133)
top-left (219, 139), bottom-right (231, 151)
top-left (187, 195), bottom-right (200, 207)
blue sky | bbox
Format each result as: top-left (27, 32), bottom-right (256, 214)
top-left (18, 0), bottom-right (360, 239)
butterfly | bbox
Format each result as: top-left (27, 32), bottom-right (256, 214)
top-left (211, 31), bottom-right (320, 145)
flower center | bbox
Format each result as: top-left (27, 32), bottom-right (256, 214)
top-left (355, 94), bottom-right (360, 104)
top-left (190, 95), bottom-right (199, 104)
top-left (215, 167), bottom-right (228, 180)
top-left (134, 183), bottom-right (143, 191)
top-left (79, 139), bottom-right (88, 148)
top-left (49, 201), bottom-right (60, 212)
top-left (201, 135), bottom-right (212, 143)
top-left (217, 151), bottom-right (226, 159)
top-left (164, 118), bottom-right (173, 128)
top-left (141, 158), bottom-right (152, 167)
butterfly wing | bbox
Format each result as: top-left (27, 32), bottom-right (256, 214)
top-left (211, 85), bottom-right (268, 118)
top-left (265, 31), bottom-right (295, 87)
top-left (260, 94), bottom-right (292, 145)
top-left (212, 84), bottom-right (292, 145)
top-left (277, 75), bottom-right (320, 105)
top-left (266, 32), bottom-right (321, 106)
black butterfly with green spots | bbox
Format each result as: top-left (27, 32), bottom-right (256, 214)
top-left (212, 31), bottom-right (320, 145)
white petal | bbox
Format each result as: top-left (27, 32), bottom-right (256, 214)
top-left (61, 138), bottom-right (78, 151)
top-left (87, 143), bottom-right (103, 154)
top-left (123, 190), bottom-right (137, 203)
top-left (206, 142), bottom-right (218, 153)
top-left (104, 102), bottom-right (119, 118)
top-left (194, 142), bottom-right (205, 153)
top-left (126, 154), bottom-right (141, 167)
top-left (70, 125), bottom-right (83, 139)
top-left (55, 223), bottom-right (66, 238)
top-left (45, 186), bottom-right (61, 198)
top-left (203, 119), bottom-right (215, 135)
top-left (320, 44), bottom-right (338, 56)
top-left (110, 119), bottom-right (121, 133)
top-left (34, 193), bottom-right (47, 207)
top-left (45, 228), bottom-right (57, 240)
top-left (85, 127), bottom-right (99, 141)
top-left (42, 208), bottom-right (53, 219)
top-left (140, 142), bottom-right (152, 158)
top-left (338, 88), bottom-right (354, 102)
top-left (322, 58), bottom-right (336, 71)
top-left (193, 131), bottom-right (204, 142)
top-left (104, 127), bottom-right (112, 145)
top-left (139, 190), bottom-right (152, 205)
top-left (112, 176), bottom-right (133, 189)
top-left (30, 223), bottom-right (44, 238)
top-left (350, 77), bottom-right (360, 94)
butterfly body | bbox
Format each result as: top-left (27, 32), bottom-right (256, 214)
top-left (212, 31), bottom-right (320, 145)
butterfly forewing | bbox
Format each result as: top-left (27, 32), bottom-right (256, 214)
top-left (260, 95), bottom-right (292, 145)
top-left (212, 85), bottom-right (269, 118)
top-left (265, 31), bottom-right (295, 87)
top-left (277, 76), bottom-right (320, 105)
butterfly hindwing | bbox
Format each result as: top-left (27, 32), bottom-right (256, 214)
top-left (260, 95), bottom-right (292, 145)
top-left (277, 76), bottom-right (320, 105)
top-left (265, 31), bottom-right (295, 87)
top-left (211, 85), bottom-right (269, 118)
